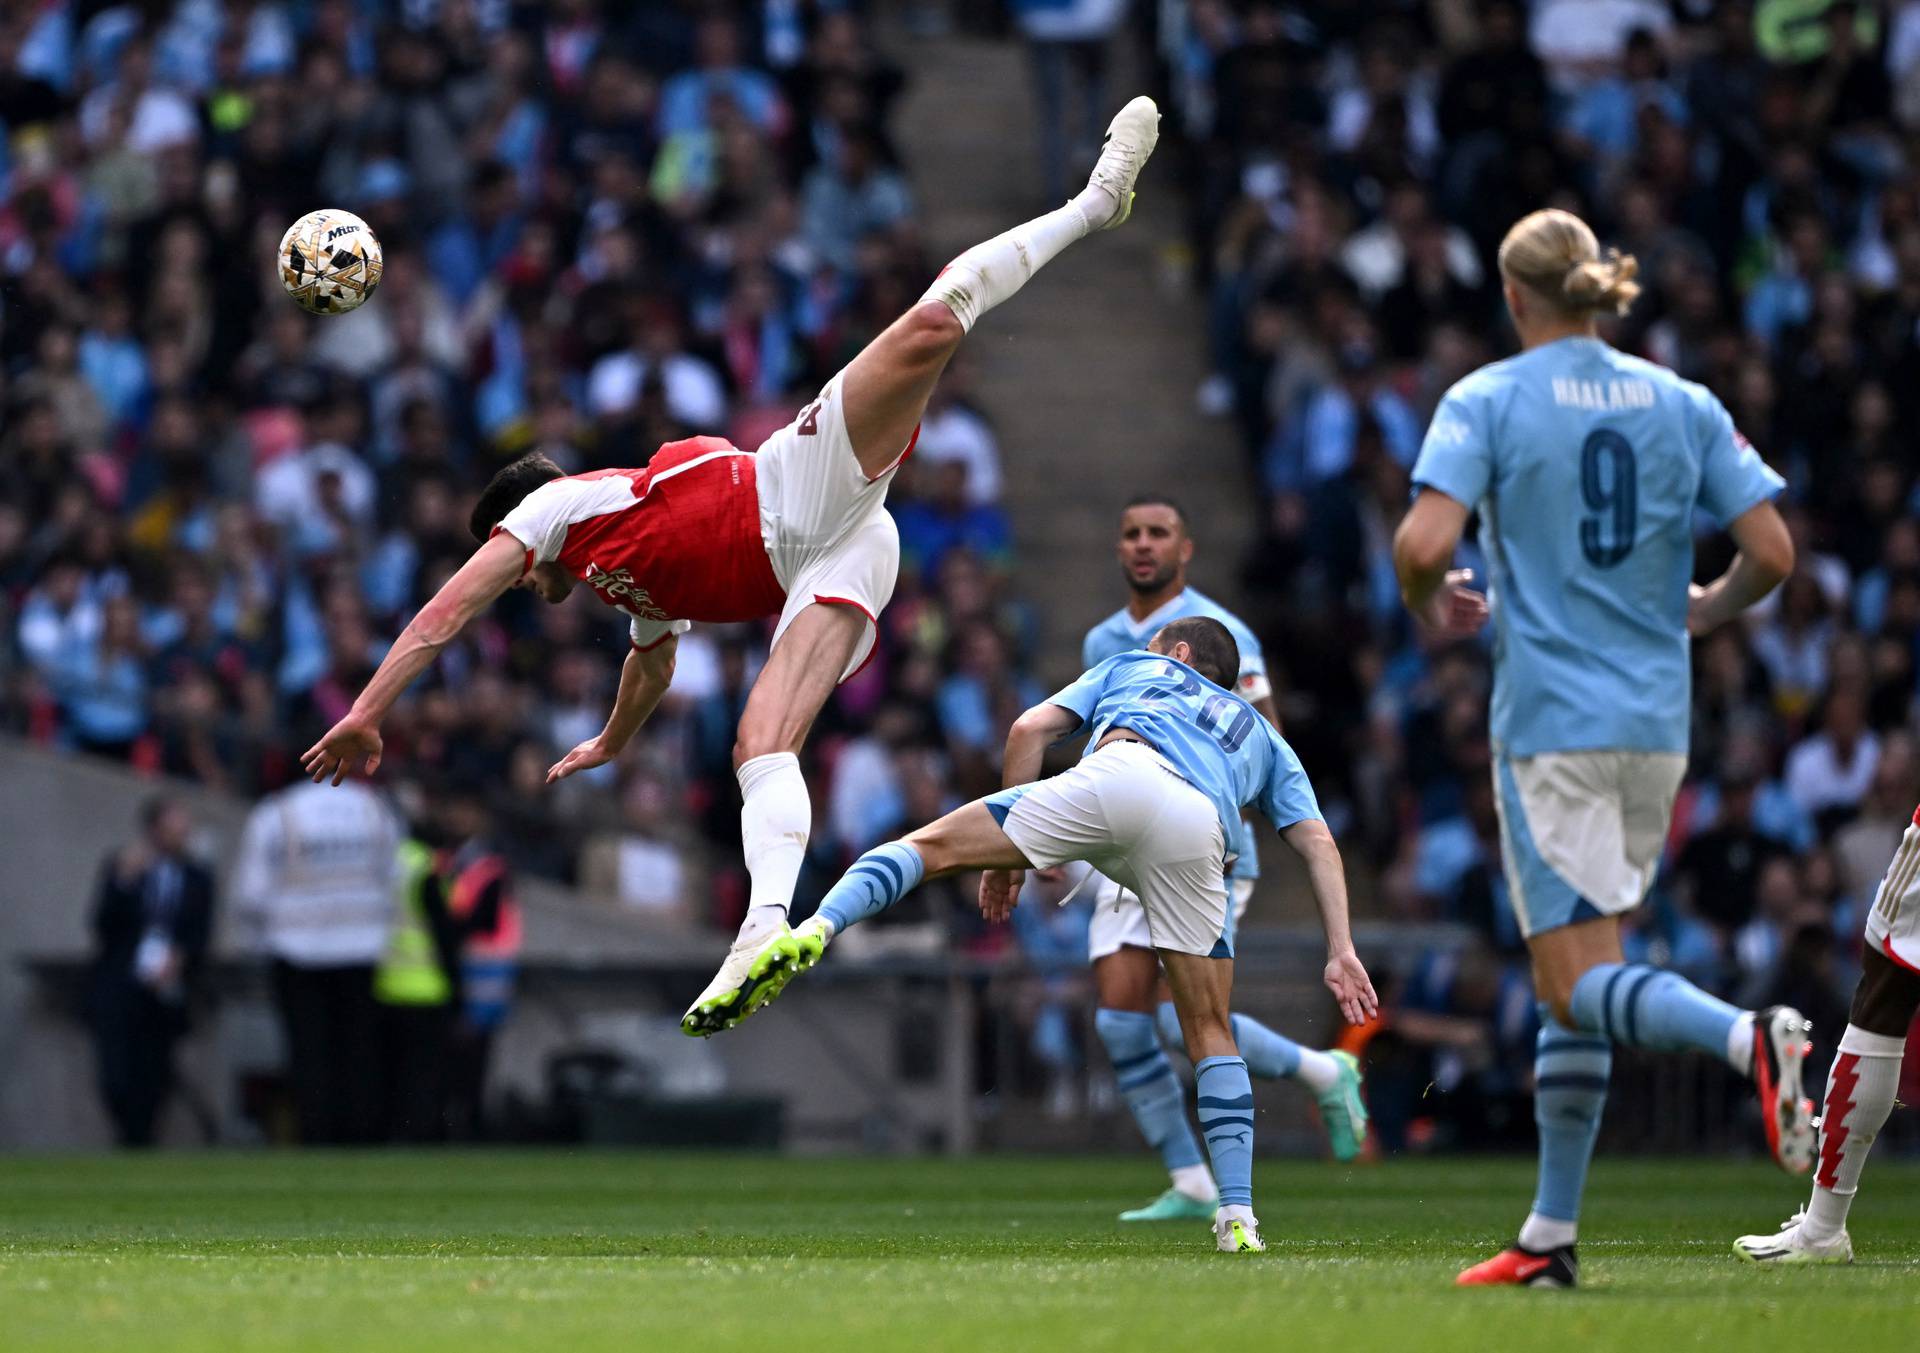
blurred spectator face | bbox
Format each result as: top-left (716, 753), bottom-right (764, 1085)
top-left (1116, 503), bottom-right (1192, 596)
top-left (1756, 856), bottom-right (1801, 922)
top-left (101, 595), bottom-right (141, 651)
top-left (1825, 687), bottom-right (1867, 744)
top-left (696, 18), bottom-right (742, 71)
top-left (146, 801), bottom-right (193, 856)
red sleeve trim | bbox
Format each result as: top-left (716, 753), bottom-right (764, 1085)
top-left (863, 422), bottom-right (920, 483)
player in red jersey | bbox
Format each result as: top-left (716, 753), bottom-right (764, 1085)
top-left (302, 97), bottom-right (1163, 1035)
top-left (1733, 801), bottom-right (1920, 1264)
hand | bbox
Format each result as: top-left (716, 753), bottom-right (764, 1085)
top-left (546, 736), bottom-right (618, 785)
top-left (978, 869), bottom-right (1026, 923)
top-left (300, 715), bottom-right (382, 786)
top-left (1686, 581), bottom-right (1720, 637)
top-left (1419, 569), bottom-right (1488, 636)
top-left (1323, 949), bottom-right (1379, 1026)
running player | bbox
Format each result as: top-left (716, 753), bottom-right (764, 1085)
top-left (716, 615), bottom-right (1377, 1253)
top-left (1393, 208), bottom-right (1811, 1289)
top-left (1734, 813), bottom-right (1920, 1264)
top-left (1081, 495), bottom-right (1367, 1222)
top-left (298, 98), bottom-right (1164, 1036)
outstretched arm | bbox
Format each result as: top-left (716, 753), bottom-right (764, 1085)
top-left (301, 533), bottom-right (526, 784)
top-left (980, 701), bottom-right (1085, 920)
top-left (1687, 500), bottom-right (1794, 635)
top-left (1392, 489), bottom-right (1489, 635)
top-left (547, 636), bottom-right (679, 784)
top-left (1279, 817), bottom-right (1378, 1026)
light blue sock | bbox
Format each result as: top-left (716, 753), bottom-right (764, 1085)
top-left (1531, 1014), bottom-right (1612, 1225)
top-left (817, 842), bottom-right (926, 934)
top-left (1194, 1055), bottom-right (1255, 1207)
top-left (1569, 962), bottom-right (1741, 1061)
top-left (1157, 1001), bottom-right (1303, 1080)
top-left (1095, 1008), bottom-right (1205, 1173)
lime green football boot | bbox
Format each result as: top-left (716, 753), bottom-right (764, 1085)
top-left (1315, 1050), bottom-right (1370, 1163)
top-left (680, 924), bottom-right (802, 1037)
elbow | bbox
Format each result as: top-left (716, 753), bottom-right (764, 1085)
top-left (1392, 530), bottom-right (1452, 584)
top-left (1009, 708), bottom-right (1054, 744)
top-left (1757, 532), bottom-right (1796, 590)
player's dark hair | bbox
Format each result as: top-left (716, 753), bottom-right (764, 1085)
top-left (1123, 493), bottom-right (1189, 531)
top-left (469, 452), bottom-right (565, 543)
top-left (1152, 616), bottom-right (1239, 688)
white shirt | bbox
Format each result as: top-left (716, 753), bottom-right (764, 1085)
top-left (587, 350), bottom-right (727, 431)
top-left (914, 405), bottom-right (1003, 505)
top-left (1784, 732), bottom-right (1882, 818)
top-left (230, 782), bottom-right (401, 965)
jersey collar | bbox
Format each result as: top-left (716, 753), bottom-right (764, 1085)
top-left (1123, 588), bottom-right (1193, 639)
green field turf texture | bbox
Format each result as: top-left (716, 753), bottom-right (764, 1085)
top-left (2, 1152), bottom-right (1916, 1352)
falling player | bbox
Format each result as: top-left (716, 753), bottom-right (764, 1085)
top-left (713, 616), bottom-right (1377, 1253)
top-left (1734, 814), bottom-right (1920, 1264)
top-left (1394, 208), bottom-right (1812, 1289)
top-left (299, 98), bottom-right (1164, 1035)
top-left (1079, 495), bottom-right (1367, 1222)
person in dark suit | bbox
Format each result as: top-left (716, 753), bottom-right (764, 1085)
top-left (88, 797), bottom-right (215, 1147)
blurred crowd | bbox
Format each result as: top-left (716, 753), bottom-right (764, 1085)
top-left (0, 0), bottom-right (1027, 939)
top-left (1159, 0), bottom-right (1920, 1140)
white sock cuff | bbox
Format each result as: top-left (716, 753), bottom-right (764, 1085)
top-left (1837, 1024), bottom-right (1909, 1058)
top-left (737, 750), bottom-right (801, 797)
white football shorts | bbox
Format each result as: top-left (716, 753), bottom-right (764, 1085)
top-left (1864, 816), bottom-right (1920, 973)
top-left (985, 742), bottom-right (1234, 958)
top-left (1491, 749), bottom-right (1687, 938)
top-left (754, 367), bottom-right (908, 682)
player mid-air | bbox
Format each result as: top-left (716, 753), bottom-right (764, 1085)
top-left (299, 97), bottom-right (1164, 1035)
top-left (1393, 208), bottom-right (1808, 1289)
top-left (1078, 496), bottom-right (1367, 1221)
top-left (1734, 812), bottom-right (1920, 1264)
top-left (719, 615), bottom-right (1378, 1253)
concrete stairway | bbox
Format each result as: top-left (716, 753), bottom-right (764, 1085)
top-left (888, 34), bottom-right (1260, 679)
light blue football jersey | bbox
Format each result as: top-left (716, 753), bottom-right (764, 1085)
top-left (1083, 589), bottom-right (1269, 879)
top-left (1412, 336), bottom-right (1783, 758)
top-left (1045, 651), bottom-right (1321, 851)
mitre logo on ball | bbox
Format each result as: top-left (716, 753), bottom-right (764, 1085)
top-left (278, 208), bottom-right (383, 315)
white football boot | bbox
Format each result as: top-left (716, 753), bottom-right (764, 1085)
top-left (1733, 1210), bottom-right (1853, 1265)
top-left (1215, 1206), bottom-right (1266, 1254)
top-left (1083, 97), bottom-right (1161, 232)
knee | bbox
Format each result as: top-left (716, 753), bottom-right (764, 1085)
top-left (901, 302), bottom-right (964, 361)
top-left (1542, 987), bottom-right (1579, 1031)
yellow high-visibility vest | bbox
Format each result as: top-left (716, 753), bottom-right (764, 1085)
top-left (374, 840), bottom-right (452, 1007)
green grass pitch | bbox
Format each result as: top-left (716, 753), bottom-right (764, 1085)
top-left (3, 1152), bottom-right (1917, 1352)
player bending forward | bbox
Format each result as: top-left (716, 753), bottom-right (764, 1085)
top-left (1395, 208), bottom-right (1813, 1290)
top-left (719, 616), bottom-right (1378, 1254)
top-left (1735, 814), bottom-right (1920, 1264)
top-left (1082, 496), bottom-right (1366, 1222)
top-left (300, 98), bottom-right (1164, 1035)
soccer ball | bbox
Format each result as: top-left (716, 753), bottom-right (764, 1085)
top-left (278, 208), bottom-right (383, 315)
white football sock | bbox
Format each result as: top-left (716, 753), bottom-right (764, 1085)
top-left (1518, 1211), bottom-right (1577, 1251)
top-left (1292, 1047), bottom-right (1343, 1094)
top-left (1726, 1010), bottom-right (1756, 1076)
top-left (1804, 1024), bottom-right (1905, 1240)
top-left (1170, 1162), bottom-right (1216, 1202)
top-left (919, 201), bottom-right (1092, 333)
top-left (736, 751), bottom-right (809, 944)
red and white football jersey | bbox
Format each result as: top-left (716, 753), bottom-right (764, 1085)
top-left (493, 437), bottom-right (786, 649)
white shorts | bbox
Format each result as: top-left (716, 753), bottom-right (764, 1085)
top-left (985, 742), bottom-right (1233, 958)
top-left (755, 368), bottom-right (907, 682)
top-left (1088, 873), bottom-right (1255, 963)
top-left (1864, 818), bottom-right (1920, 973)
top-left (1492, 749), bottom-right (1687, 938)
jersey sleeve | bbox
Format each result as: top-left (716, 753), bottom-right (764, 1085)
top-left (1411, 377), bottom-right (1494, 509)
top-left (630, 615), bottom-right (692, 652)
top-left (1045, 656), bottom-right (1117, 730)
top-left (493, 480), bottom-right (576, 570)
top-left (1257, 730), bottom-right (1323, 832)
top-left (1693, 389), bottom-right (1784, 527)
